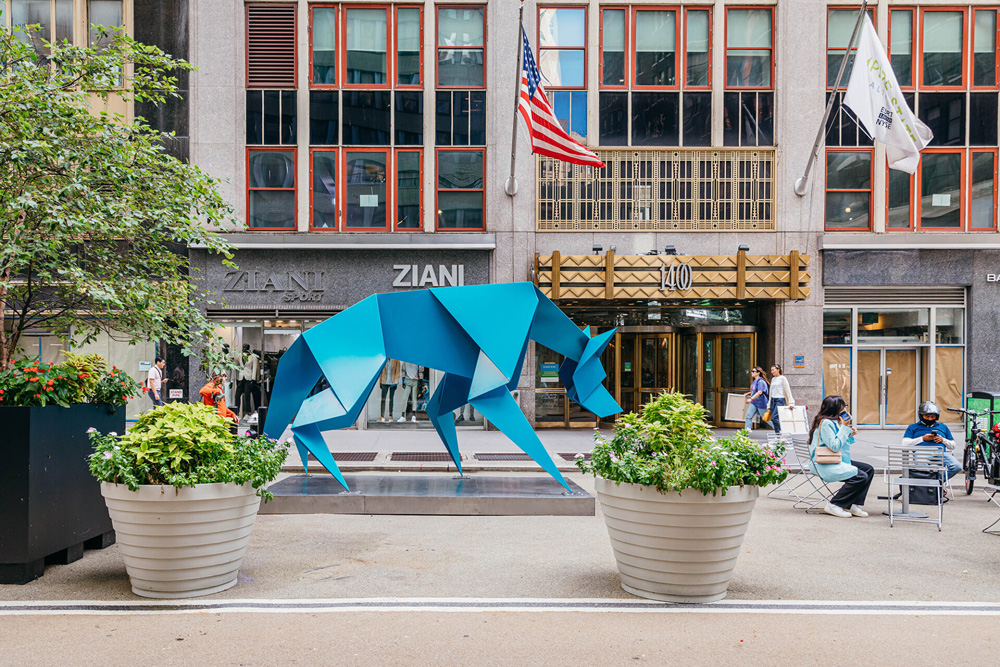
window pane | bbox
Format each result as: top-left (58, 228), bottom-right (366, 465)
top-left (89, 0), bottom-right (122, 49)
top-left (890, 11), bottom-right (912, 87)
top-left (599, 92), bottom-right (628, 145)
top-left (312, 7), bottom-right (336, 84)
top-left (686, 10), bottom-right (709, 86)
top-left (436, 92), bottom-right (452, 145)
top-left (857, 309), bottom-right (929, 342)
top-left (683, 92), bottom-right (711, 146)
top-left (631, 92), bottom-right (678, 146)
top-left (826, 192), bottom-right (870, 229)
top-left (723, 92), bottom-right (740, 145)
top-left (602, 9), bottom-right (625, 86)
top-left (249, 150), bottom-right (295, 189)
top-left (827, 151), bottom-right (871, 189)
top-left (823, 347), bottom-right (852, 406)
top-left (396, 152), bottom-right (421, 229)
top-left (344, 152), bottom-right (387, 230)
top-left (971, 152), bottom-right (996, 230)
top-left (55, 0), bottom-right (72, 43)
top-left (936, 309), bottom-right (965, 344)
top-left (249, 191), bottom-right (295, 229)
top-left (539, 50), bottom-right (585, 87)
top-left (470, 91), bottom-right (486, 145)
top-left (246, 90), bottom-right (263, 145)
top-left (727, 51), bottom-right (771, 87)
top-left (345, 8), bottom-right (387, 85)
top-left (311, 151), bottom-right (337, 229)
top-left (975, 11), bottom-right (997, 86)
top-left (453, 90), bottom-right (469, 145)
top-left (919, 92), bottom-right (966, 146)
top-left (280, 90), bottom-right (296, 145)
top-left (539, 7), bottom-right (585, 48)
top-left (12, 0), bottom-right (51, 57)
top-left (922, 11), bottom-right (964, 87)
top-left (824, 309), bottom-right (852, 344)
top-left (438, 151), bottom-right (484, 189)
top-left (828, 10), bottom-right (873, 86)
top-left (398, 8), bottom-right (421, 85)
top-left (263, 90), bottom-right (280, 145)
top-left (309, 90), bottom-right (339, 145)
top-left (438, 49), bottom-right (483, 86)
top-left (728, 9), bottom-right (771, 48)
top-left (438, 7), bottom-right (484, 46)
top-left (437, 191), bottom-right (484, 229)
top-left (395, 91), bottom-right (423, 145)
top-left (920, 152), bottom-right (962, 228)
top-left (887, 169), bottom-right (911, 228)
top-left (552, 91), bottom-right (588, 140)
top-left (970, 94), bottom-right (999, 146)
top-left (635, 10), bottom-right (675, 86)
top-left (342, 91), bottom-right (391, 145)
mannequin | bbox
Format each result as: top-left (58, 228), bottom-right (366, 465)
top-left (237, 343), bottom-right (259, 418)
top-left (397, 361), bottom-right (420, 423)
top-left (378, 359), bottom-right (402, 422)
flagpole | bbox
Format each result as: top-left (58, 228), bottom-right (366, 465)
top-left (505, 1), bottom-right (526, 197)
top-left (793, 0), bottom-right (867, 196)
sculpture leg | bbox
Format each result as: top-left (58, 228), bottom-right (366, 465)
top-left (426, 373), bottom-right (473, 472)
top-left (291, 422), bottom-right (349, 491)
top-left (470, 386), bottom-right (571, 492)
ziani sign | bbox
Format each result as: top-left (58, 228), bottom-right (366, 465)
top-left (393, 265), bottom-right (465, 288)
top-left (223, 271), bottom-right (325, 302)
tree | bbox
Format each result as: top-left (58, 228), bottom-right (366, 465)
top-left (0, 26), bottom-right (238, 371)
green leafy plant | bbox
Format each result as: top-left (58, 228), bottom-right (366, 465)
top-left (87, 403), bottom-right (288, 500)
top-left (90, 364), bottom-right (142, 407)
top-left (0, 358), bottom-right (77, 407)
top-left (61, 352), bottom-right (108, 403)
top-left (575, 392), bottom-right (789, 496)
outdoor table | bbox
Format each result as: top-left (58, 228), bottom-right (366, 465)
top-left (875, 444), bottom-right (930, 520)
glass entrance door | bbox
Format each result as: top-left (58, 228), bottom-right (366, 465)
top-left (619, 333), bottom-right (674, 414)
top-left (703, 333), bottom-right (754, 426)
top-left (856, 348), bottom-right (921, 427)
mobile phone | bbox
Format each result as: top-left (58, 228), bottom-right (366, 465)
top-left (839, 410), bottom-right (853, 423)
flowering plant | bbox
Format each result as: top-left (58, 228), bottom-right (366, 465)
top-left (90, 365), bottom-right (142, 407)
top-left (0, 358), bottom-right (78, 407)
top-left (87, 402), bottom-right (288, 500)
top-left (575, 392), bottom-right (788, 496)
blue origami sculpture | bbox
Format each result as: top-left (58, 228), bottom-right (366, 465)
top-left (263, 282), bottom-right (621, 491)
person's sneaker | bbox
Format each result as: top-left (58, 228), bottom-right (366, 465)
top-left (397, 417), bottom-right (406, 422)
top-left (378, 417), bottom-right (385, 422)
top-left (410, 415), bottom-right (417, 422)
top-left (455, 415), bottom-right (465, 423)
top-left (849, 505), bottom-right (869, 517)
top-left (823, 502), bottom-right (851, 518)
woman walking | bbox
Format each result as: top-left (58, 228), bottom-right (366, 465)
top-left (769, 364), bottom-right (795, 436)
top-left (744, 366), bottom-right (772, 432)
top-left (808, 395), bottom-right (873, 518)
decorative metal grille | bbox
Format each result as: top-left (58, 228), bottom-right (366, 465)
top-left (536, 149), bottom-right (776, 232)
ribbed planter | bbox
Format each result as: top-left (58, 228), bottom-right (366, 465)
top-left (595, 477), bottom-right (759, 603)
top-left (100, 482), bottom-right (261, 599)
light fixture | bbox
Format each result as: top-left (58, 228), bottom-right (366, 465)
top-left (845, 206), bottom-right (852, 213)
top-left (610, 244), bottom-right (617, 252)
top-left (593, 244), bottom-right (603, 254)
top-left (646, 249), bottom-right (659, 255)
top-left (663, 244), bottom-right (677, 255)
top-left (738, 244), bottom-right (750, 252)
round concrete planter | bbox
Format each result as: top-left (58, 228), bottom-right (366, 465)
top-left (100, 482), bottom-right (261, 599)
top-left (595, 477), bottom-right (759, 603)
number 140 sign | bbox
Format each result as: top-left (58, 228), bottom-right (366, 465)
top-left (660, 262), bottom-right (693, 292)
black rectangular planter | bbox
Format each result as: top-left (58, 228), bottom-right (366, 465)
top-left (0, 404), bottom-right (121, 584)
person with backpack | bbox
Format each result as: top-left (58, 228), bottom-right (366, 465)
top-left (743, 366), bottom-right (773, 432)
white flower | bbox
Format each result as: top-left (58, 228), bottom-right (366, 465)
top-left (86, 427), bottom-right (97, 433)
top-left (109, 431), bottom-right (118, 437)
top-left (102, 451), bottom-right (113, 460)
top-left (574, 453), bottom-right (585, 459)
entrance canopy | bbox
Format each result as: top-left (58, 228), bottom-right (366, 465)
top-left (534, 251), bottom-right (810, 301)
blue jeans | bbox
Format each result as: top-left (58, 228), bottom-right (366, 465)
top-left (745, 403), bottom-right (772, 431)
top-left (769, 397), bottom-right (786, 434)
top-left (944, 452), bottom-right (962, 480)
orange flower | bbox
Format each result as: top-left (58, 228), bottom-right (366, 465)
top-left (78, 373), bottom-right (88, 379)
top-left (46, 379), bottom-right (54, 386)
top-left (28, 377), bottom-right (39, 382)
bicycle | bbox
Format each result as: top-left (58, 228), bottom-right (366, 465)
top-left (947, 407), bottom-right (1000, 494)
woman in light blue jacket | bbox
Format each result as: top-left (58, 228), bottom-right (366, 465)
top-left (809, 395), bottom-right (874, 518)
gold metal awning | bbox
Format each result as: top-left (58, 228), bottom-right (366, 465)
top-left (534, 251), bottom-right (811, 301)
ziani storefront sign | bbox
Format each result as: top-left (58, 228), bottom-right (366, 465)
top-left (223, 271), bottom-right (325, 302)
top-left (392, 264), bottom-right (465, 288)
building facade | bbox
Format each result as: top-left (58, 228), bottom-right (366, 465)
top-left (149, 0), bottom-right (1000, 428)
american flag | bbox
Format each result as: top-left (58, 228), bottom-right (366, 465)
top-left (518, 27), bottom-right (605, 169)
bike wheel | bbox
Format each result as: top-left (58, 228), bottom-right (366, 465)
top-left (964, 446), bottom-right (976, 494)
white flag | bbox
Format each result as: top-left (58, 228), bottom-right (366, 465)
top-left (843, 15), bottom-right (933, 173)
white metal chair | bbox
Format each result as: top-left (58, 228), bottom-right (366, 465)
top-left (884, 445), bottom-right (947, 531)
top-left (789, 434), bottom-right (836, 512)
top-left (765, 434), bottom-right (801, 502)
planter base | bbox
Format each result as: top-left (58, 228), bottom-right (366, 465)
top-left (621, 583), bottom-right (727, 604)
top-left (132, 577), bottom-right (238, 600)
top-left (0, 530), bottom-right (116, 585)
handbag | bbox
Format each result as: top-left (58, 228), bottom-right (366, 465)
top-left (814, 446), bottom-right (841, 465)
top-left (762, 409), bottom-right (772, 422)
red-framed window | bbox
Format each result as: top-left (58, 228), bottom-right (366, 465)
top-left (918, 148), bottom-right (966, 229)
top-left (887, 149), bottom-right (998, 232)
top-left (247, 147), bottom-right (297, 230)
top-left (539, 5), bottom-right (588, 140)
top-left (395, 148), bottom-right (423, 230)
top-left (343, 147), bottom-right (390, 230)
top-left (825, 148), bottom-right (874, 231)
top-left (889, 7), bottom-right (915, 89)
top-left (972, 8), bottom-right (999, 89)
top-left (919, 7), bottom-right (968, 90)
top-left (310, 147), bottom-right (338, 230)
top-left (436, 148), bottom-right (484, 231)
top-left (436, 5), bottom-right (486, 89)
top-left (309, 4), bottom-right (423, 89)
top-left (597, 6), bottom-right (712, 147)
top-left (971, 149), bottom-right (999, 229)
top-left (827, 7), bottom-right (875, 89)
top-left (725, 7), bottom-right (773, 90)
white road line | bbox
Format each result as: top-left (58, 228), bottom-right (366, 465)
top-left (2, 598), bottom-right (1000, 616)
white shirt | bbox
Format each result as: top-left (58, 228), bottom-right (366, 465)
top-left (402, 362), bottom-right (419, 380)
top-left (770, 375), bottom-right (794, 404)
top-left (147, 365), bottom-right (162, 393)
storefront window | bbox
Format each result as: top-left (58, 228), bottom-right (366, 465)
top-left (823, 309), bottom-right (852, 344)
top-left (857, 309), bottom-right (929, 343)
top-left (935, 308), bottom-right (965, 344)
